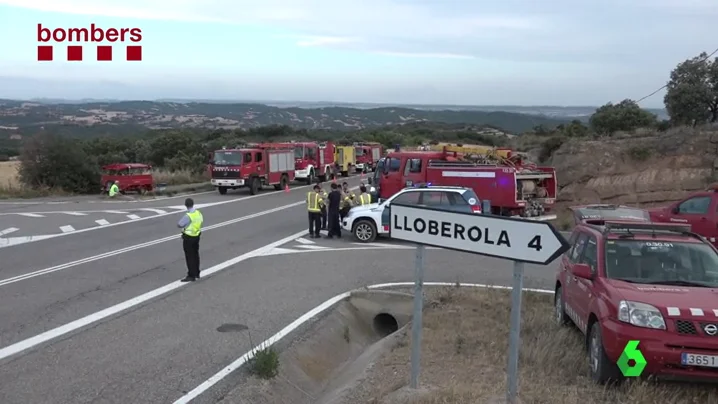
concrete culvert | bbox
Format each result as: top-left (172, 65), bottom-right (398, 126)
top-left (373, 313), bottom-right (399, 337)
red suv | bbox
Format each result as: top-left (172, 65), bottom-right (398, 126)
top-left (555, 205), bottom-right (718, 383)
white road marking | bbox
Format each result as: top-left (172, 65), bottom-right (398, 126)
top-left (103, 210), bottom-right (127, 214)
top-left (0, 181), bottom-right (361, 249)
top-left (127, 214), bottom-right (141, 220)
top-left (258, 245), bottom-right (438, 256)
top-left (351, 242), bottom-right (397, 248)
top-left (139, 208), bottom-right (167, 215)
top-left (0, 227), bottom-right (19, 236)
top-left (95, 219), bottom-right (110, 226)
top-left (296, 245), bottom-right (331, 250)
top-left (61, 212), bottom-right (87, 216)
top-left (173, 282), bottom-right (554, 403)
top-left (0, 200), bottom-right (319, 287)
top-left (295, 237), bottom-right (314, 245)
top-left (17, 213), bottom-right (45, 217)
top-left (0, 229), bottom-right (310, 362)
top-left (260, 247), bottom-right (299, 256)
top-left (59, 225), bottom-right (75, 233)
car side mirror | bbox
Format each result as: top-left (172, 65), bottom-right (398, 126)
top-left (571, 263), bottom-right (593, 280)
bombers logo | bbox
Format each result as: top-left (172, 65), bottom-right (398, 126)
top-left (36, 23), bottom-right (143, 62)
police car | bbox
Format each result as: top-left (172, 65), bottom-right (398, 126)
top-left (342, 185), bottom-right (482, 243)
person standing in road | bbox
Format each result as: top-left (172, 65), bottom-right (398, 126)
top-left (108, 180), bottom-right (120, 198)
top-left (340, 182), bottom-right (355, 219)
top-left (307, 184), bottom-right (324, 238)
top-left (326, 182), bottom-right (342, 238)
top-left (177, 198), bottom-right (203, 282)
top-left (356, 185), bottom-right (371, 205)
top-left (318, 183), bottom-right (329, 230)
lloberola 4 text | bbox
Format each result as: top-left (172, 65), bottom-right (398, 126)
top-left (393, 214), bottom-right (511, 247)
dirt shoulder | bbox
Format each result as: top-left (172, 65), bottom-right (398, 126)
top-left (336, 286), bottom-right (718, 404)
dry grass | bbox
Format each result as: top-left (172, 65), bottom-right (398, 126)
top-left (152, 168), bottom-right (209, 186)
top-left (354, 286), bottom-right (718, 404)
top-left (0, 160), bottom-right (19, 188)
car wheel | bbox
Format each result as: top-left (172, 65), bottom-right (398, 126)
top-left (353, 220), bottom-right (377, 243)
top-left (555, 286), bottom-right (570, 326)
top-left (218, 186), bottom-right (227, 195)
top-left (307, 169), bottom-right (315, 185)
top-left (588, 323), bottom-right (622, 384)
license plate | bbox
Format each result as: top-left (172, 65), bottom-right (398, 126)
top-left (681, 353), bottom-right (718, 367)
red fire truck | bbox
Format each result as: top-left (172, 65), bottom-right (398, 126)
top-left (257, 141), bottom-right (335, 184)
top-left (354, 142), bottom-right (382, 173)
top-left (209, 146), bottom-right (295, 195)
top-left (368, 144), bottom-right (558, 219)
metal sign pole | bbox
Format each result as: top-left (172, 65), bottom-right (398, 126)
top-left (409, 244), bottom-right (426, 389)
top-left (506, 260), bottom-right (525, 403)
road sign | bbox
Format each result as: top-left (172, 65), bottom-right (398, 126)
top-left (389, 203), bottom-right (570, 265)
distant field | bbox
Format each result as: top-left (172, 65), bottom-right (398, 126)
top-left (0, 161), bottom-right (19, 188)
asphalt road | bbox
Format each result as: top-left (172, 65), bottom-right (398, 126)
top-left (0, 175), bottom-right (559, 404)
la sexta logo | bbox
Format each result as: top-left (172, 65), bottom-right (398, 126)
top-left (37, 23), bottom-right (143, 62)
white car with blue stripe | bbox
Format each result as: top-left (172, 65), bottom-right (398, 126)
top-left (342, 185), bottom-right (482, 243)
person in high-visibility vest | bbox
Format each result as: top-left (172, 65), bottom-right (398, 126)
top-left (177, 198), bottom-right (203, 282)
top-left (108, 181), bottom-right (120, 198)
top-left (340, 181), bottom-right (355, 219)
top-left (307, 184), bottom-right (325, 238)
top-left (318, 183), bottom-right (329, 230)
top-left (356, 185), bottom-right (372, 205)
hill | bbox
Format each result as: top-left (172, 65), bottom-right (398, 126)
top-left (0, 99), bottom-right (568, 135)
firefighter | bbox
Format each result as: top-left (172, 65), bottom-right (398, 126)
top-left (318, 183), bottom-right (329, 229)
top-left (307, 184), bottom-right (324, 238)
top-left (326, 182), bottom-right (342, 238)
top-left (108, 180), bottom-right (120, 198)
top-left (177, 198), bottom-right (203, 282)
top-left (340, 182), bottom-right (355, 219)
top-left (356, 185), bottom-right (371, 205)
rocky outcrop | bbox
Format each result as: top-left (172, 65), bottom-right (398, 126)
top-left (550, 126), bottom-right (718, 206)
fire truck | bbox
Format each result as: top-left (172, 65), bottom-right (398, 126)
top-left (354, 142), bottom-right (382, 173)
top-left (209, 146), bottom-right (295, 195)
top-left (257, 141), bottom-right (335, 184)
top-left (368, 144), bottom-right (558, 219)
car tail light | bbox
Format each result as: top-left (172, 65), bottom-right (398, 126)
top-left (471, 205), bottom-right (481, 214)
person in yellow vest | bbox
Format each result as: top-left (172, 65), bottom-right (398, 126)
top-left (340, 181), bottom-right (355, 219)
top-left (318, 183), bottom-right (329, 230)
top-left (307, 184), bottom-right (325, 238)
top-left (108, 180), bottom-right (120, 198)
top-left (177, 198), bottom-right (203, 282)
top-left (356, 185), bottom-right (372, 205)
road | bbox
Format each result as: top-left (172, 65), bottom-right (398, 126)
top-left (0, 175), bottom-right (559, 404)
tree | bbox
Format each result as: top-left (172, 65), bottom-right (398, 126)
top-left (589, 99), bottom-right (658, 135)
top-left (664, 51), bottom-right (718, 125)
top-left (18, 134), bottom-right (100, 193)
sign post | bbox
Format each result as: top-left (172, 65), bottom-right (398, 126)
top-left (389, 203), bottom-right (570, 399)
top-left (409, 244), bottom-right (425, 389)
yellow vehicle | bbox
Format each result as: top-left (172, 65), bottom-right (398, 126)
top-left (334, 145), bottom-right (356, 177)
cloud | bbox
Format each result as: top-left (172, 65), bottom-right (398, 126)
top-left (372, 51), bottom-right (475, 60)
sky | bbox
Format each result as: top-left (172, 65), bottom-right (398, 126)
top-left (0, 0), bottom-right (715, 107)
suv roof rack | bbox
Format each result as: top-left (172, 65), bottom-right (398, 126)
top-left (601, 221), bottom-right (693, 236)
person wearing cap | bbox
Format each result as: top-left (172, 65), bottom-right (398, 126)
top-left (318, 182), bottom-right (329, 230)
top-left (177, 197), bottom-right (203, 282)
top-left (108, 180), bottom-right (120, 198)
top-left (307, 184), bottom-right (325, 238)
